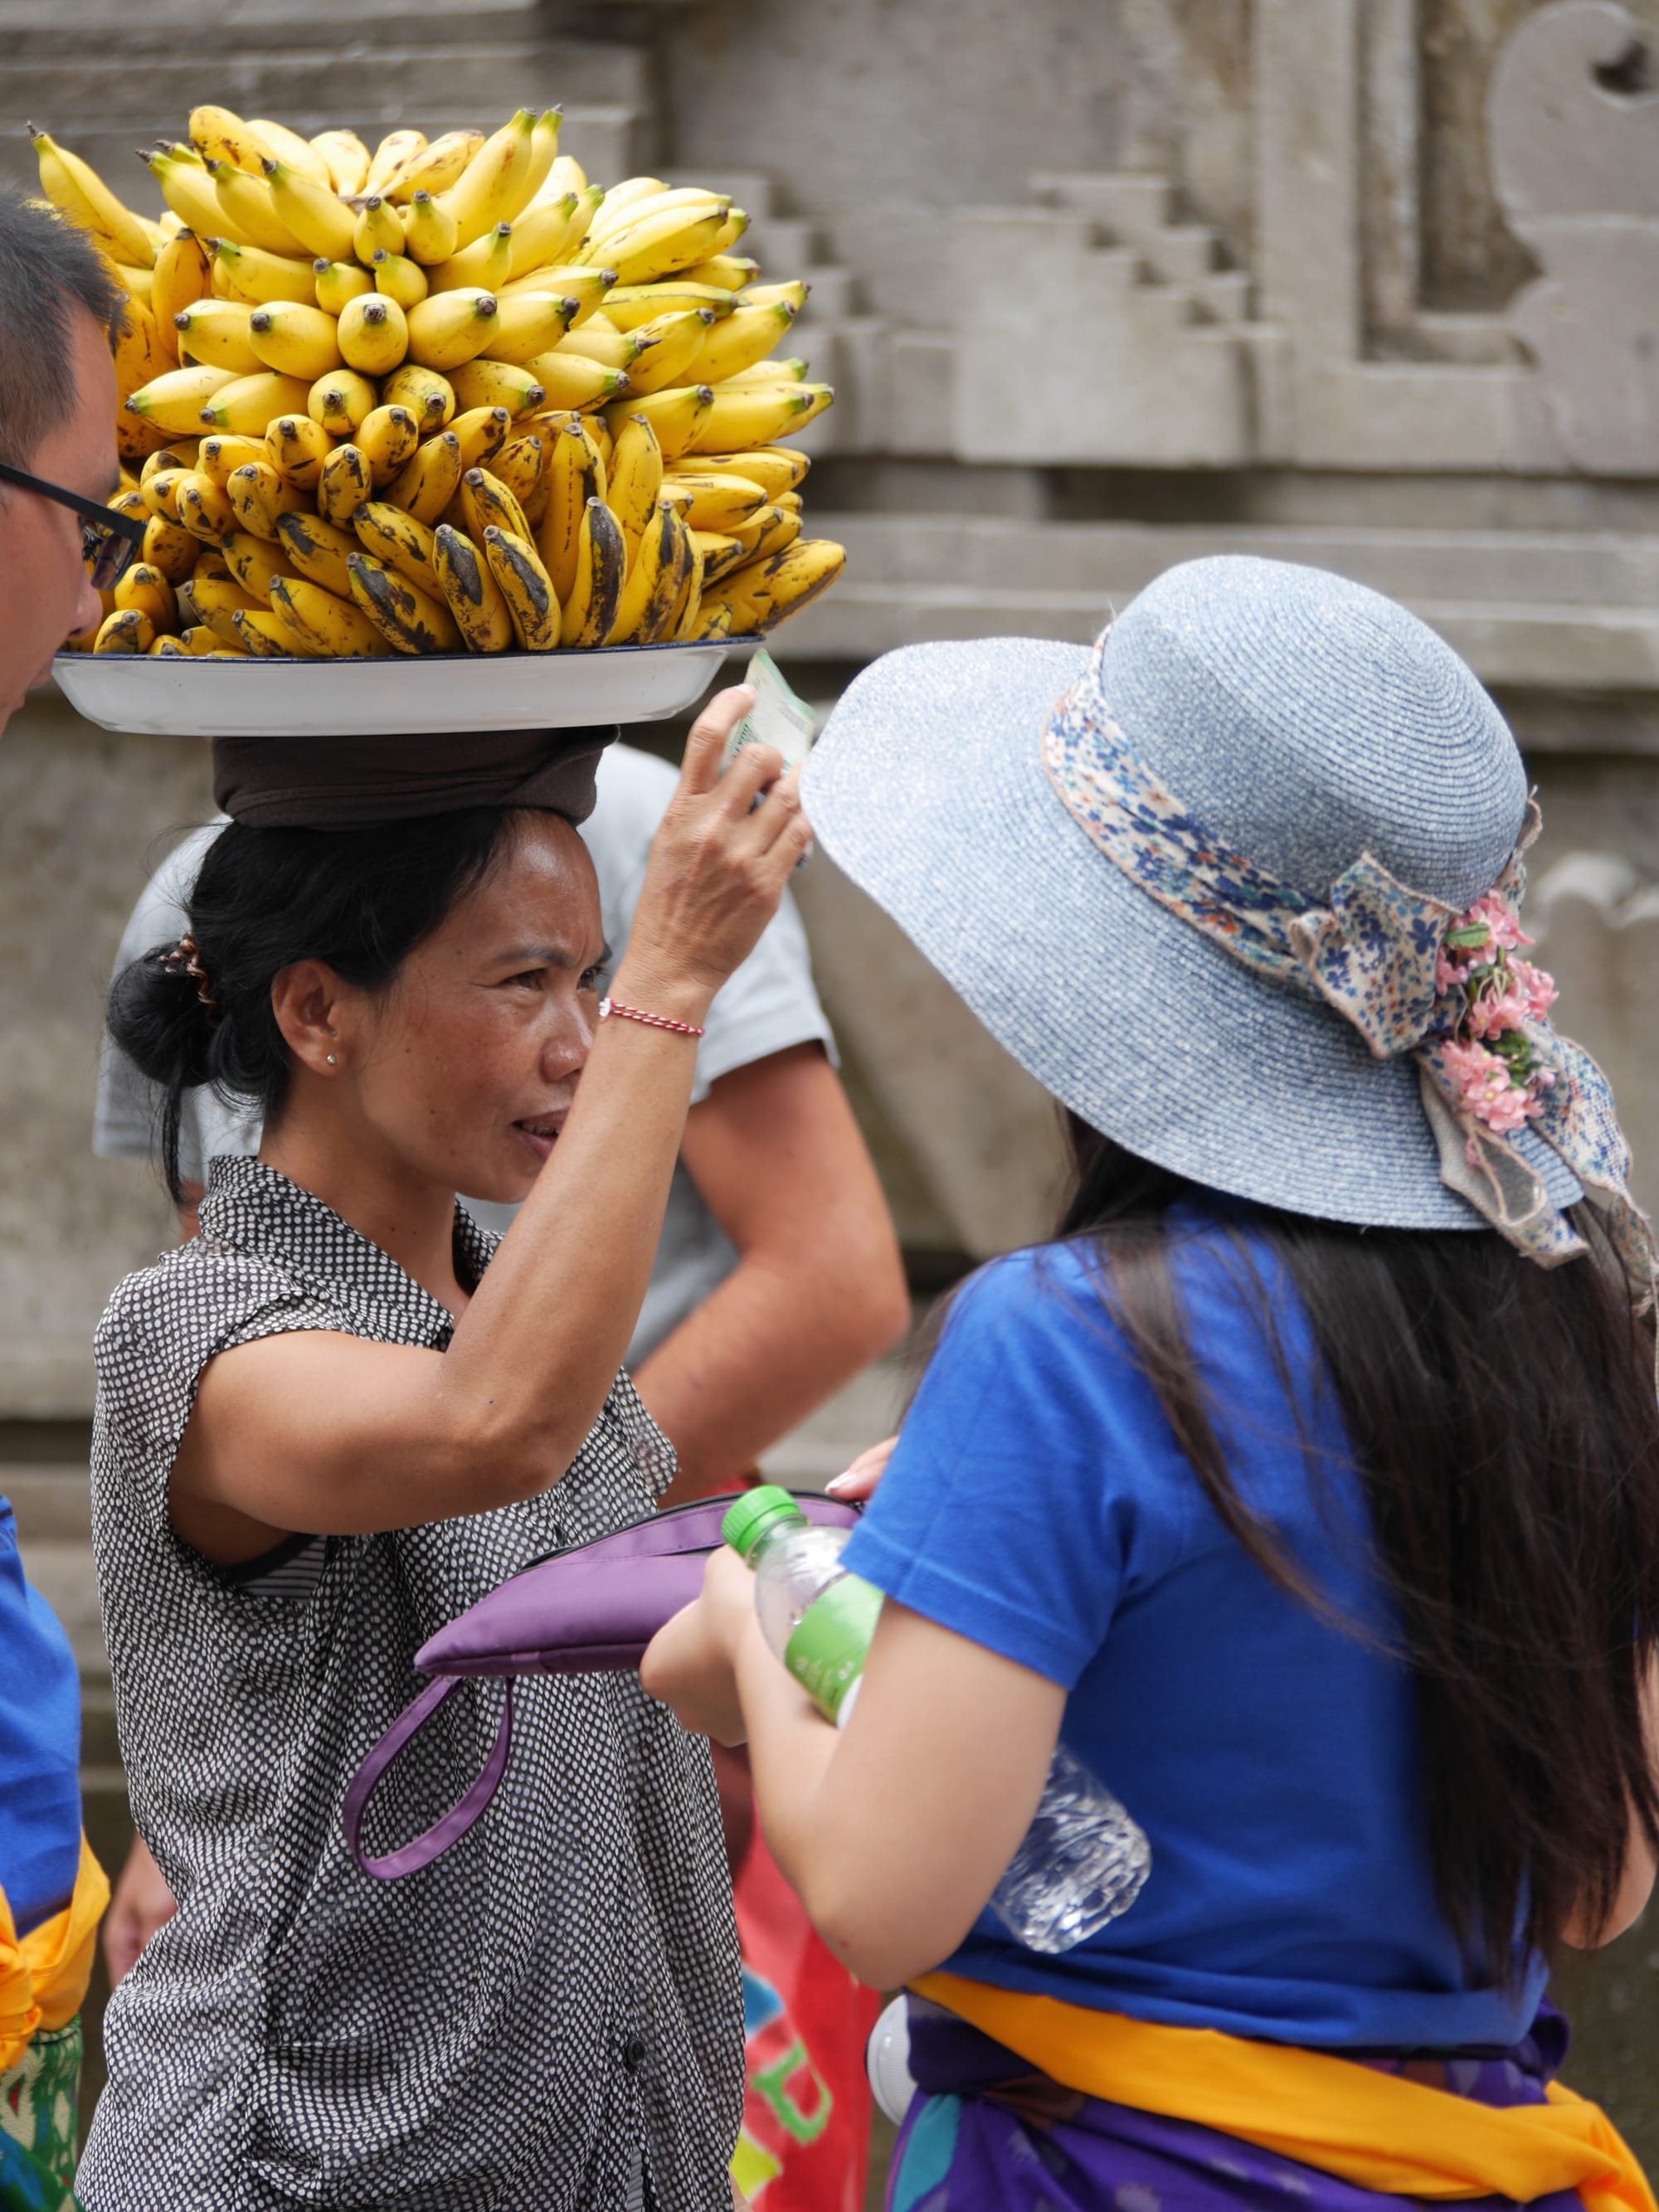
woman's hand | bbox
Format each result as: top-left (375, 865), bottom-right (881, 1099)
top-left (102, 1832), bottom-right (178, 1984)
top-left (825, 1435), bottom-right (898, 1501)
top-left (640, 1545), bottom-right (761, 1744)
top-left (618, 685), bottom-right (814, 1021)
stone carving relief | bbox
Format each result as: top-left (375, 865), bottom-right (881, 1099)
top-left (1490, 1), bottom-right (1659, 472)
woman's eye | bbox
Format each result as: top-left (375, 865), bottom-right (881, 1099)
top-left (580, 967), bottom-right (606, 994)
top-left (508, 970), bottom-right (543, 989)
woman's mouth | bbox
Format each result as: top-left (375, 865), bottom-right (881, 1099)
top-left (513, 1113), bottom-right (566, 1163)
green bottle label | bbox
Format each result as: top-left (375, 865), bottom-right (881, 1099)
top-left (783, 1573), bottom-right (883, 1723)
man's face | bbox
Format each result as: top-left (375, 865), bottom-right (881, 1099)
top-left (0, 307), bottom-right (118, 735)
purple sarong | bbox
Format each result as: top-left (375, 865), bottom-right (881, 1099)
top-left (887, 1995), bottom-right (1584, 2211)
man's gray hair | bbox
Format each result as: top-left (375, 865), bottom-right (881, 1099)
top-left (0, 178), bottom-right (126, 471)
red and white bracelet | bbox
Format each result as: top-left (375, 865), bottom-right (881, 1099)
top-left (599, 996), bottom-right (706, 1039)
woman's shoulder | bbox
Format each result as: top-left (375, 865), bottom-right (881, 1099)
top-left (95, 1232), bottom-right (314, 1377)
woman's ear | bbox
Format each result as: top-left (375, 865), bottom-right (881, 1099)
top-left (270, 960), bottom-right (350, 1077)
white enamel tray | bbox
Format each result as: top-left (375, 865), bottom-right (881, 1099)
top-left (52, 642), bottom-right (732, 738)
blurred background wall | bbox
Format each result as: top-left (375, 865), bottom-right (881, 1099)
top-left (4, 0), bottom-right (1659, 2178)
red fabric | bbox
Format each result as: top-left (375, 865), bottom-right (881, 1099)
top-left (732, 1829), bottom-right (882, 2210)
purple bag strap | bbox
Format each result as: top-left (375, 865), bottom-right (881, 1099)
top-left (342, 1674), bottom-right (514, 1881)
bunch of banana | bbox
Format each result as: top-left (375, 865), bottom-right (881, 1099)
top-left (41, 103), bottom-right (844, 658)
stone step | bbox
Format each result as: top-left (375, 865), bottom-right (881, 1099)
top-left (795, 265), bottom-right (863, 320)
top-left (1195, 270), bottom-right (1253, 324)
top-left (1140, 223), bottom-right (1219, 286)
top-left (741, 213), bottom-right (820, 276)
top-left (3, 1465), bottom-right (91, 1543)
top-left (686, 169), bottom-right (778, 219)
top-left (1031, 169), bottom-right (1172, 244)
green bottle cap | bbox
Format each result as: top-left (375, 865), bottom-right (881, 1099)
top-left (722, 1483), bottom-right (807, 1563)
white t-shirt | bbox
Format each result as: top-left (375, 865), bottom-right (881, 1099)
top-left (94, 744), bottom-right (834, 1367)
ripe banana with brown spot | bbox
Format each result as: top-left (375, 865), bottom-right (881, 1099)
top-left (663, 470), bottom-right (767, 534)
top-left (346, 551), bottom-right (462, 654)
top-left (182, 569), bottom-right (262, 644)
top-left (174, 475), bottom-right (238, 545)
top-left (445, 358), bottom-right (546, 416)
top-left (382, 365), bottom-right (455, 430)
top-left (450, 406), bottom-right (513, 469)
top-left (114, 562), bottom-right (178, 633)
top-left (275, 510), bottom-right (362, 597)
top-left (387, 431), bottom-right (465, 527)
top-left (603, 411), bottom-right (663, 557)
top-left (318, 442), bottom-right (373, 527)
top-left (198, 433), bottom-right (267, 487)
top-left (233, 605), bottom-right (307, 657)
top-left (222, 530), bottom-right (302, 602)
top-left (606, 497), bottom-right (675, 644)
top-left (353, 500), bottom-right (441, 593)
top-left (265, 414), bottom-right (334, 492)
top-left (227, 460), bottom-right (305, 540)
top-left (482, 525), bottom-right (559, 649)
top-left (601, 383), bottom-right (712, 463)
top-left (557, 497), bottom-right (625, 648)
top-left (536, 416), bottom-right (601, 602)
top-left (309, 370), bottom-right (377, 437)
top-left (268, 575), bottom-right (392, 659)
top-left (356, 405), bottom-right (422, 488)
top-left (433, 523), bottom-right (514, 654)
top-left (144, 509), bottom-right (204, 578)
top-left (459, 466), bottom-right (532, 547)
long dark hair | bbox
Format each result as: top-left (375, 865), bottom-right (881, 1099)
top-left (1053, 1112), bottom-right (1659, 1978)
top-left (107, 809), bottom-right (525, 1201)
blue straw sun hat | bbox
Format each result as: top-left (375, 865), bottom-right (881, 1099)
top-left (801, 555), bottom-right (1654, 1282)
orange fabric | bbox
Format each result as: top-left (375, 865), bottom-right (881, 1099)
top-left (916, 1971), bottom-right (1656, 2212)
top-left (0, 1835), bottom-right (109, 2071)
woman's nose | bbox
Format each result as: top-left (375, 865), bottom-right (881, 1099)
top-left (542, 1000), bottom-right (595, 1080)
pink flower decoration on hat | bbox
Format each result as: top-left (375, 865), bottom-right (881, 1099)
top-left (1433, 887), bottom-right (1556, 1136)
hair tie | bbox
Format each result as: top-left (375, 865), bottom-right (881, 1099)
top-left (158, 933), bottom-right (221, 1027)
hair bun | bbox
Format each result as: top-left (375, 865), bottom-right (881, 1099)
top-left (107, 944), bottom-right (218, 1094)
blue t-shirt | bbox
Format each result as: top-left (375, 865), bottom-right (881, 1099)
top-left (842, 1210), bottom-right (1548, 2050)
top-left (0, 1500), bottom-right (82, 1936)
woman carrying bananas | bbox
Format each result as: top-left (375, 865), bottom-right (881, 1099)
top-left (643, 558), bottom-right (1659, 2210)
top-left (79, 692), bottom-right (809, 2211)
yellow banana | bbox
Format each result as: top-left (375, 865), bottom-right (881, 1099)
top-left (31, 126), bottom-right (156, 265)
top-left (693, 600), bottom-right (735, 643)
top-left (251, 120), bottom-right (332, 187)
top-left (496, 265), bottom-right (614, 329)
top-left (558, 319), bottom-right (642, 372)
top-left (173, 299), bottom-right (260, 375)
top-left (710, 537), bottom-right (845, 635)
top-left (183, 568), bottom-right (262, 644)
top-left (640, 504), bottom-right (694, 641)
top-left (774, 488), bottom-right (803, 514)
top-left (407, 289), bottom-right (502, 372)
top-left (353, 500), bottom-right (440, 592)
top-left (693, 530), bottom-right (747, 585)
top-left (125, 364), bottom-right (240, 437)
top-left (518, 350), bottom-right (627, 411)
top-left (478, 289), bottom-right (573, 365)
top-left (606, 207), bottom-right (729, 288)
top-left (148, 634), bottom-right (187, 656)
top-left (450, 405), bottom-right (513, 469)
top-left (247, 301), bottom-right (343, 382)
top-left (386, 430), bottom-right (465, 525)
top-left (400, 192), bottom-right (461, 268)
top-left (700, 446), bottom-right (810, 498)
top-left (432, 524), bottom-right (514, 653)
top-left (144, 508), bottom-right (202, 577)
top-left (458, 465), bottom-right (532, 546)
top-left (309, 370), bottom-right (377, 436)
top-left (686, 299), bottom-right (797, 386)
top-left (227, 460), bottom-right (304, 540)
top-left (507, 194), bottom-right (579, 279)
top-left (189, 106), bottom-right (272, 177)
top-left (555, 181), bottom-right (607, 260)
top-left (435, 109), bottom-right (538, 248)
top-left (682, 254), bottom-right (761, 289)
top-left (222, 530), bottom-right (302, 602)
top-left (94, 608), bottom-right (155, 654)
top-left (683, 382), bottom-right (831, 455)
top-left (313, 258), bottom-right (373, 315)
top-left (265, 413), bottom-right (334, 491)
top-left (521, 109), bottom-right (562, 209)
top-left (139, 464), bottom-right (191, 521)
top-left (346, 551), bottom-right (461, 654)
top-left (113, 294), bottom-right (173, 418)
top-left (427, 222), bottom-right (513, 294)
top-left (199, 370), bottom-right (314, 434)
top-left (741, 280), bottom-right (810, 314)
top-left (603, 280), bottom-right (737, 331)
top-left (581, 179), bottom-right (680, 246)
top-left (482, 525), bottom-right (559, 649)
top-left (267, 573), bottom-right (393, 659)
top-left (446, 358), bottom-right (545, 416)
top-left (150, 230), bottom-right (213, 362)
top-left (587, 190), bottom-right (731, 265)
top-left (318, 443), bottom-right (373, 526)
top-left (602, 383), bottom-right (712, 462)
top-left (337, 294), bottom-right (409, 376)
top-left (622, 307), bottom-right (716, 394)
top-left (145, 152), bottom-right (226, 243)
top-left (581, 411), bottom-right (612, 474)
top-left (178, 626), bottom-right (223, 655)
top-left (312, 129), bottom-right (372, 198)
top-left (233, 605), bottom-right (308, 657)
top-left (387, 129), bottom-right (483, 205)
top-left (663, 470), bottom-right (767, 533)
top-left (745, 503), bottom-right (801, 563)
top-left (261, 158), bottom-right (358, 261)
top-left (536, 414), bottom-right (601, 600)
top-left (705, 208), bottom-right (751, 258)
top-left (492, 434), bottom-right (547, 521)
top-left (670, 519), bottom-right (706, 639)
top-left (382, 364), bottom-right (455, 430)
top-left (722, 357), bottom-right (806, 388)
top-left (539, 156), bottom-right (591, 208)
top-left (607, 498), bottom-right (677, 644)
top-left (275, 510), bottom-right (362, 598)
top-left (208, 161), bottom-right (309, 257)
top-left (365, 129), bottom-right (427, 197)
top-left (557, 497), bottom-right (625, 648)
top-left (209, 238), bottom-right (319, 308)
top-left (357, 405), bottom-right (422, 489)
top-left (602, 411), bottom-right (662, 554)
top-left (353, 196), bottom-right (405, 265)
top-left (114, 561), bottom-right (178, 632)
top-left (174, 475), bottom-right (238, 546)
top-left (372, 251), bottom-right (429, 310)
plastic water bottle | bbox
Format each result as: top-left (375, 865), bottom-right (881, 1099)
top-left (722, 1486), bottom-right (1151, 1953)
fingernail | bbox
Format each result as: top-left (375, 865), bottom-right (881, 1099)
top-left (825, 1472), bottom-right (852, 1494)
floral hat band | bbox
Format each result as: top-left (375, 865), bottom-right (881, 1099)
top-left (1042, 641), bottom-right (1657, 1313)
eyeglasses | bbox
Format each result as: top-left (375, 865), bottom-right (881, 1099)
top-left (0, 459), bottom-right (148, 590)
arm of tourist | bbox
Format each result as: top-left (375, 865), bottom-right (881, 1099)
top-left (102, 1831), bottom-right (178, 1983)
top-left (643, 1548), bottom-right (1063, 1990)
top-left (1560, 1653), bottom-right (1659, 1947)
top-left (171, 693), bottom-right (815, 1542)
top-left (632, 1043), bottom-right (910, 1503)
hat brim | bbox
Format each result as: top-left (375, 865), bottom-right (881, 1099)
top-left (800, 637), bottom-right (1582, 1232)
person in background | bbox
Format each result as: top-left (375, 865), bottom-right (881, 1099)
top-left (0, 179), bottom-right (133, 2212)
top-left (645, 559), bottom-right (1659, 2210)
top-left (95, 737), bottom-right (909, 2210)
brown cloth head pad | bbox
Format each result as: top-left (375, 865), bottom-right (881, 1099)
top-left (212, 725), bottom-right (619, 829)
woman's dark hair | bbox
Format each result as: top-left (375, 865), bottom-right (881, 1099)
top-left (107, 809), bottom-right (528, 1201)
top-left (1049, 1112), bottom-right (1659, 1981)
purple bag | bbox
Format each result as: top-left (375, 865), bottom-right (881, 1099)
top-left (343, 1489), bottom-right (858, 1881)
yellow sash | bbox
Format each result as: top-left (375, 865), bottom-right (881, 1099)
top-left (0, 1836), bottom-right (109, 2073)
top-left (915, 1971), bottom-right (1657, 2212)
